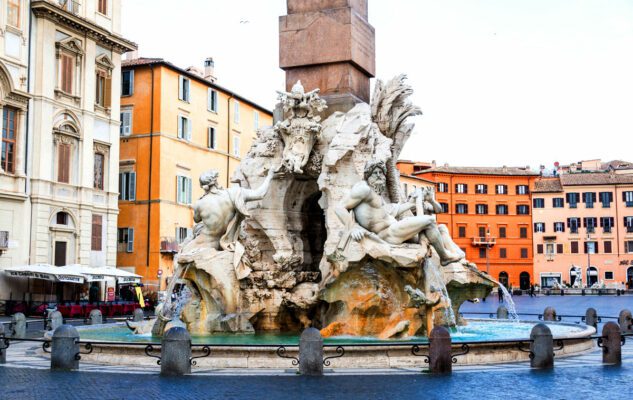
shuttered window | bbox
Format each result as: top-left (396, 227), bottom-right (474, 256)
top-left (604, 241), bottom-right (612, 254)
top-left (178, 76), bottom-right (190, 102)
top-left (98, 0), bottom-right (108, 15)
top-left (121, 70), bottom-right (134, 96)
top-left (117, 228), bottom-right (134, 253)
top-left (94, 153), bottom-right (104, 190)
top-left (7, 0), bottom-right (20, 28)
top-left (556, 244), bottom-right (564, 254)
top-left (536, 244), bottom-right (543, 254)
top-left (208, 127), bottom-right (217, 149)
top-left (95, 70), bottom-right (111, 107)
top-left (208, 89), bottom-right (218, 112)
top-left (57, 143), bottom-right (71, 183)
top-left (570, 241), bottom-right (579, 253)
top-left (176, 176), bottom-right (192, 205)
top-left (91, 215), bottom-right (103, 251)
top-left (119, 171), bottom-right (136, 201)
top-left (178, 115), bottom-right (191, 140)
top-left (233, 135), bottom-right (240, 157)
top-left (1, 107), bottom-right (17, 173)
top-left (61, 54), bottom-right (74, 94)
top-left (624, 192), bottom-right (633, 207)
top-left (120, 110), bottom-right (132, 136)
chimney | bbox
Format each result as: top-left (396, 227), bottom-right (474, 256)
top-left (126, 50), bottom-right (139, 60)
top-left (204, 57), bottom-right (216, 82)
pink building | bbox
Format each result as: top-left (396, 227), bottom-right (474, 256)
top-left (532, 173), bottom-right (633, 288)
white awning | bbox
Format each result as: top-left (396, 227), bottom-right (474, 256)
top-left (3, 264), bottom-right (85, 284)
top-left (66, 265), bottom-right (142, 284)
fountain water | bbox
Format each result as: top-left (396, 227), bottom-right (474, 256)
top-left (151, 263), bottom-right (191, 336)
top-left (425, 258), bottom-right (457, 326)
top-left (494, 280), bottom-right (518, 320)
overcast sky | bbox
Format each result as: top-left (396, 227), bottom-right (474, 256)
top-left (121, 0), bottom-right (633, 170)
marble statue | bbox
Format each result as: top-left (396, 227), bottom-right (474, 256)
top-left (274, 81), bottom-right (327, 174)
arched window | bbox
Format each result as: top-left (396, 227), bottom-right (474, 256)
top-left (587, 266), bottom-right (598, 286)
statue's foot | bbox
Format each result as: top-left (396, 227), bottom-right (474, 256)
top-left (440, 254), bottom-right (464, 266)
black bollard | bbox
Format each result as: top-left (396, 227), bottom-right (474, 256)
top-left (429, 326), bottom-right (452, 374)
top-left (560, 289), bottom-right (564, 296)
top-left (581, 289), bottom-right (585, 296)
top-left (51, 325), bottom-right (80, 371)
top-left (584, 308), bottom-right (598, 330)
top-left (133, 308), bottom-right (145, 322)
top-left (160, 327), bottom-right (191, 376)
top-left (601, 322), bottom-right (622, 365)
top-left (89, 309), bottom-right (102, 325)
top-left (0, 323), bottom-right (6, 364)
top-left (530, 323), bottom-right (554, 369)
top-left (11, 313), bottom-right (26, 338)
top-left (48, 311), bottom-right (63, 331)
top-left (543, 306), bottom-right (557, 321)
top-left (618, 309), bottom-right (632, 334)
top-left (299, 328), bottom-right (324, 376)
top-left (496, 306), bottom-right (509, 319)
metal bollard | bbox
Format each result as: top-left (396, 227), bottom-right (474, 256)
top-left (429, 326), bottom-right (452, 374)
top-left (160, 327), bottom-right (191, 376)
top-left (542, 306), bottom-right (557, 321)
top-left (530, 323), bottom-right (554, 369)
top-left (0, 323), bottom-right (6, 364)
top-left (299, 327), bottom-right (324, 376)
top-left (618, 309), bottom-right (632, 334)
top-left (11, 313), bottom-right (26, 338)
top-left (496, 306), bottom-right (509, 319)
top-left (581, 289), bottom-right (585, 296)
top-left (600, 322), bottom-right (622, 365)
top-left (51, 325), bottom-right (80, 371)
top-left (48, 311), bottom-right (63, 331)
top-left (584, 308), bottom-right (598, 330)
top-left (89, 309), bottom-right (103, 325)
top-left (133, 308), bottom-right (145, 322)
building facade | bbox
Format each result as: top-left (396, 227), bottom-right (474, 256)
top-left (532, 173), bottom-right (633, 289)
top-left (415, 166), bottom-right (539, 289)
top-left (117, 57), bottom-right (272, 290)
top-left (396, 160), bottom-right (434, 197)
top-left (0, 0), bottom-right (136, 302)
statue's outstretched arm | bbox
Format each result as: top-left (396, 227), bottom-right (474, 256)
top-left (335, 182), bottom-right (371, 241)
top-left (242, 168), bottom-right (275, 202)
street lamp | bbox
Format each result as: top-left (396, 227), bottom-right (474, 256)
top-left (586, 233), bottom-right (591, 288)
top-left (485, 227), bottom-right (491, 275)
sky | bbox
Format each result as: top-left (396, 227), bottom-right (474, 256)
top-left (121, 0), bottom-right (633, 170)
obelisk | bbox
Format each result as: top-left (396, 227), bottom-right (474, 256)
top-left (279, 0), bottom-right (376, 116)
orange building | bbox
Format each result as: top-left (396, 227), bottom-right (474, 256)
top-left (117, 57), bottom-right (272, 290)
top-left (396, 160), bottom-right (435, 196)
top-left (413, 165), bottom-right (540, 289)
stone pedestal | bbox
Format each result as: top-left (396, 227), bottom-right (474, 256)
top-left (618, 309), bottom-right (632, 334)
top-left (429, 326), bottom-right (452, 374)
top-left (584, 308), bottom-right (598, 329)
top-left (11, 313), bottom-right (26, 338)
top-left (133, 308), bottom-right (145, 322)
top-left (51, 325), bottom-right (80, 371)
top-left (160, 327), bottom-right (191, 376)
top-left (530, 323), bottom-right (553, 369)
top-left (280, 0), bottom-right (375, 116)
top-left (601, 322), bottom-right (622, 365)
top-left (542, 306), bottom-right (557, 321)
top-left (89, 309), bottom-right (102, 325)
top-left (496, 306), bottom-right (508, 319)
top-left (299, 327), bottom-right (324, 376)
top-left (48, 311), bottom-right (63, 331)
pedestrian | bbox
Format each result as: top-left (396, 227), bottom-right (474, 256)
top-left (498, 288), bottom-right (503, 303)
top-left (529, 284), bottom-right (535, 298)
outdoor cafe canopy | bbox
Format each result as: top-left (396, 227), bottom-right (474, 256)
top-left (3, 264), bottom-right (141, 284)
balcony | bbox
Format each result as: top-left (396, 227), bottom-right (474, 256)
top-left (472, 237), bottom-right (496, 246)
top-left (57, 0), bottom-right (81, 14)
top-left (160, 238), bottom-right (179, 254)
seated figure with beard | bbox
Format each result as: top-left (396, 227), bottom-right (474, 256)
top-left (335, 160), bottom-right (462, 266)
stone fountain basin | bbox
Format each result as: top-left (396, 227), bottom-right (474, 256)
top-left (66, 319), bottom-right (595, 369)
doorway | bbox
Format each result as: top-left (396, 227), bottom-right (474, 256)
top-left (627, 266), bottom-right (633, 289)
top-left (519, 272), bottom-right (530, 290)
top-left (54, 241), bottom-right (67, 266)
top-left (587, 266), bottom-right (598, 287)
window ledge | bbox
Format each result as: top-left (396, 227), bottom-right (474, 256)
top-left (55, 89), bottom-right (81, 105)
top-left (94, 103), bottom-right (111, 116)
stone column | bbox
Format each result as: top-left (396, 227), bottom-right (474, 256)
top-left (584, 308), bottom-right (598, 330)
top-left (496, 306), bottom-right (508, 319)
top-left (299, 327), bottom-right (324, 376)
top-left (48, 311), bottom-right (64, 331)
top-left (160, 327), bottom-right (191, 376)
top-left (279, 0), bottom-right (376, 117)
top-left (601, 322), bottom-right (622, 365)
top-left (89, 309), bottom-right (103, 325)
top-left (542, 307), bottom-right (557, 322)
top-left (429, 326), bottom-right (452, 374)
top-left (618, 309), bottom-right (632, 334)
top-left (133, 308), bottom-right (144, 322)
top-left (51, 325), bottom-right (80, 371)
top-left (530, 323), bottom-right (553, 369)
top-left (11, 313), bottom-right (26, 338)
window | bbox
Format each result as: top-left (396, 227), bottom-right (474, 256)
top-left (496, 184), bottom-right (508, 195)
top-left (98, 0), bottom-right (108, 15)
top-left (533, 198), bottom-right (545, 208)
top-left (605, 271), bottom-right (614, 280)
top-left (516, 205), bottom-right (529, 215)
top-left (600, 217), bottom-right (614, 233)
top-left (61, 53), bottom-right (74, 94)
top-left (117, 228), bottom-right (134, 253)
top-left (584, 241), bottom-right (598, 254)
top-left (552, 198), bottom-right (564, 208)
top-left (475, 184), bottom-right (487, 194)
top-left (553, 222), bottom-right (565, 233)
top-left (91, 215), bottom-right (102, 251)
top-left (556, 244), bottom-right (563, 254)
top-left (571, 241), bottom-right (579, 254)
top-left (520, 248), bottom-right (528, 258)
top-left (566, 192), bottom-right (580, 208)
top-left (545, 243), bottom-right (555, 256)
top-left (94, 153), bottom-right (104, 190)
top-left (455, 203), bottom-right (468, 214)
top-left (500, 248), bottom-right (507, 258)
top-left (1, 107), bottom-right (18, 174)
top-left (626, 241), bottom-right (633, 253)
top-left (458, 226), bottom-right (466, 238)
top-left (56, 212), bottom-right (69, 225)
top-left (178, 115), bottom-right (192, 140)
top-left (207, 88), bottom-right (218, 112)
top-left (57, 142), bottom-right (71, 183)
top-left (120, 110), bottom-right (132, 136)
top-left (439, 202), bottom-right (449, 213)
top-left (516, 185), bottom-right (529, 195)
top-left (624, 216), bottom-right (633, 233)
top-left (233, 135), bottom-right (240, 157)
top-left (475, 204), bottom-right (488, 215)
top-left (455, 183), bottom-right (467, 194)
top-left (519, 227), bottom-right (527, 238)
top-left (582, 192), bottom-right (596, 208)
top-left (499, 227), bottom-right (506, 238)
top-left (254, 111), bottom-right (260, 130)
top-left (496, 204), bottom-right (508, 215)
top-left (176, 227), bottom-right (192, 244)
top-left (583, 217), bottom-right (597, 233)
top-left (7, 0), bottom-right (20, 28)
top-left (604, 241), bottom-right (612, 254)
top-left (177, 176), bottom-right (192, 205)
top-left (178, 76), bottom-right (190, 102)
top-left (537, 244), bottom-right (544, 254)
top-left (437, 182), bottom-right (448, 193)
top-left (534, 223), bottom-right (545, 233)
top-left (599, 192), bottom-right (613, 208)
top-left (624, 191), bottom-right (633, 207)
top-left (121, 70), bottom-right (134, 96)
top-left (567, 217), bottom-right (580, 234)
top-left (234, 100), bottom-right (240, 124)
top-left (478, 227), bottom-right (486, 237)
top-left (478, 247), bottom-right (486, 258)
top-left (95, 70), bottom-right (112, 108)
top-left (207, 127), bottom-right (217, 149)
top-left (118, 171), bottom-right (136, 201)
